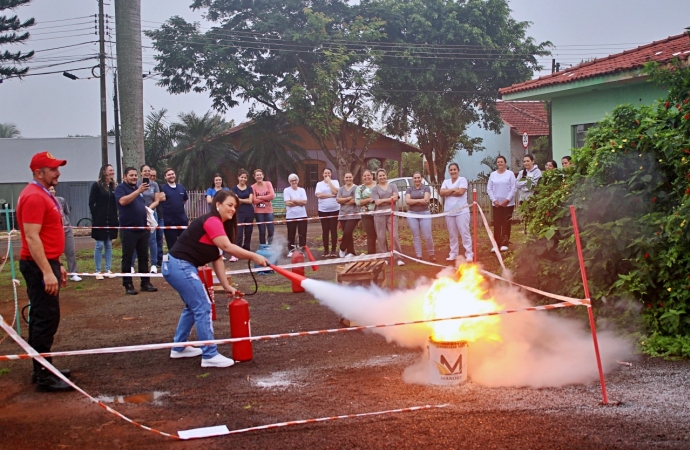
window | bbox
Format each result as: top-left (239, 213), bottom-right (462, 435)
top-left (572, 123), bottom-right (596, 148)
top-left (305, 163), bottom-right (319, 188)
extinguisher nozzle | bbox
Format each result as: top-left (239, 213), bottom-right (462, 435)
top-left (270, 264), bottom-right (307, 285)
top-left (303, 246), bottom-right (318, 271)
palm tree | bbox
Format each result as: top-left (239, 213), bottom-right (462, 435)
top-left (239, 112), bottom-right (307, 184)
top-left (167, 111), bottom-right (238, 190)
top-left (144, 108), bottom-right (173, 174)
top-left (0, 123), bottom-right (21, 138)
top-left (115, 0), bottom-right (145, 168)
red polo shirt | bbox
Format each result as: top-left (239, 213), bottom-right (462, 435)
top-left (17, 182), bottom-right (65, 261)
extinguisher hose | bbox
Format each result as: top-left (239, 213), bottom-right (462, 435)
top-left (21, 304), bottom-right (29, 324)
top-left (244, 260), bottom-right (259, 296)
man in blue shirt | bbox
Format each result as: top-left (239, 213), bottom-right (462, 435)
top-left (160, 168), bottom-right (189, 251)
top-left (115, 167), bottom-right (158, 295)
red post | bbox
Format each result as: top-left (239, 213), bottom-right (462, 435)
top-left (473, 188), bottom-right (477, 263)
top-left (390, 197), bottom-right (395, 289)
top-left (198, 266), bottom-right (216, 321)
top-left (570, 205), bottom-right (609, 404)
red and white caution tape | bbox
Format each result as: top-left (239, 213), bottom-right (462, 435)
top-left (0, 315), bottom-right (181, 440)
top-left (0, 298), bottom-right (587, 361)
top-left (0, 230), bottom-right (20, 344)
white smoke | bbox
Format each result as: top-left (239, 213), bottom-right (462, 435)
top-left (301, 272), bottom-right (634, 388)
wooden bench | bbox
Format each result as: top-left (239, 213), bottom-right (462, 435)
top-left (336, 260), bottom-right (387, 287)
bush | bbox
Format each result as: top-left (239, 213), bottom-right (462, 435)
top-left (513, 60), bottom-right (690, 355)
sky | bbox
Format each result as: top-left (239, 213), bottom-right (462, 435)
top-left (1, 0), bottom-right (689, 138)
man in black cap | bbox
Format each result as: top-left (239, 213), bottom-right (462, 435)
top-left (16, 151), bottom-right (73, 392)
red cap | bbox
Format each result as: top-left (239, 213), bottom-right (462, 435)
top-left (30, 151), bottom-right (67, 172)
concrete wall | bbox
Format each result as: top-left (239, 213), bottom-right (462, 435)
top-left (451, 122), bottom-right (511, 181)
top-left (551, 82), bottom-right (667, 161)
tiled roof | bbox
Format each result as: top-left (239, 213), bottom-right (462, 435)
top-left (500, 33), bottom-right (690, 96)
top-left (496, 101), bottom-right (549, 136)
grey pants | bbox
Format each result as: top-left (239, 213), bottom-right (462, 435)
top-left (374, 212), bottom-right (402, 260)
top-left (63, 228), bottom-right (78, 274)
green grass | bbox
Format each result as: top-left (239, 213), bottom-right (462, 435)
top-left (258, 284), bottom-right (294, 293)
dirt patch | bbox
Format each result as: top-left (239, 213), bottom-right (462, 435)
top-left (0, 229), bottom-right (688, 449)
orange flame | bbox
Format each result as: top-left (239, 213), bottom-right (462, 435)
top-left (423, 264), bottom-right (502, 342)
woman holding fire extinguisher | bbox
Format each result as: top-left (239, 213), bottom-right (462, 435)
top-left (163, 190), bottom-right (268, 368)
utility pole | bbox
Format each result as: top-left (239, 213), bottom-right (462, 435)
top-left (98, 0), bottom-right (108, 166)
top-left (113, 70), bottom-right (122, 182)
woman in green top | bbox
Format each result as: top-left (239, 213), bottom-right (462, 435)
top-left (354, 169), bottom-right (377, 254)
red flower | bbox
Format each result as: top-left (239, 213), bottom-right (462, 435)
top-left (684, 113), bottom-right (690, 121)
top-left (651, 197), bottom-right (657, 203)
top-left (646, 303), bottom-right (652, 308)
top-left (665, 101), bottom-right (670, 108)
top-left (686, 188), bottom-right (690, 195)
top-left (684, 149), bottom-right (690, 154)
top-left (659, 303), bottom-right (664, 307)
top-left (635, 119), bottom-right (640, 125)
top-left (546, 211), bottom-right (550, 217)
top-left (684, 98), bottom-right (689, 104)
top-left (644, 253), bottom-right (650, 259)
top-left (631, 142), bottom-right (636, 147)
top-left (611, 141), bottom-right (616, 146)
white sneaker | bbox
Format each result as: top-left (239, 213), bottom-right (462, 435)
top-left (445, 255), bottom-right (457, 261)
top-left (345, 253), bottom-right (355, 258)
top-left (201, 354), bottom-right (235, 368)
top-left (70, 275), bottom-right (82, 282)
top-left (339, 249), bottom-right (346, 258)
top-left (170, 347), bottom-right (202, 359)
top-left (286, 248), bottom-right (295, 258)
top-left (228, 256), bottom-right (238, 262)
top-left (95, 272), bottom-right (105, 280)
top-left (500, 246), bottom-right (509, 252)
top-left (130, 267), bottom-right (135, 274)
top-left (491, 248), bottom-right (498, 253)
top-left (396, 260), bottom-right (405, 266)
top-left (107, 270), bottom-right (116, 278)
top-left (150, 265), bottom-right (158, 273)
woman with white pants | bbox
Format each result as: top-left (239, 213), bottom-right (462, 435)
top-left (440, 163), bottom-right (473, 263)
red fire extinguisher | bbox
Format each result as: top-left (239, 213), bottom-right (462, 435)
top-left (197, 266), bottom-right (216, 321)
top-left (291, 249), bottom-right (305, 293)
top-left (229, 291), bottom-right (253, 362)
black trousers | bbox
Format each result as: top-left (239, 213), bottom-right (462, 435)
top-left (121, 229), bottom-right (151, 286)
top-left (318, 211), bottom-right (339, 253)
top-left (286, 216), bottom-right (308, 249)
top-left (236, 209), bottom-right (254, 251)
top-left (20, 259), bottom-right (62, 373)
top-left (492, 205), bottom-right (514, 248)
top-left (339, 219), bottom-right (360, 255)
top-left (164, 228), bottom-right (185, 254)
top-left (361, 215), bottom-right (377, 254)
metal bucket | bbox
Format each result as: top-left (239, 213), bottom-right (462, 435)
top-left (427, 337), bottom-right (467, 386)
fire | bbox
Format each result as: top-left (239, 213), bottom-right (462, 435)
top-left (423, 264), bottom-right (502, 342)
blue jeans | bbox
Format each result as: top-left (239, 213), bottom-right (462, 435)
top-left (163, 254), bottom-right (218, 359)
top-left (255, 212), bottom-right (274, 245)
top-left (94, 238), bottom-right (113, 272)
top-left (407, 211), bottom-right (434, 257)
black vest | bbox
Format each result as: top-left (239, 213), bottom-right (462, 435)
top-left (169, 213), bottom-right (224, 267)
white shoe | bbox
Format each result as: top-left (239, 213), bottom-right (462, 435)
top-left (339, 249), bottom-right (346, 258)
top-left (500, 246), bottom-right (509, 252)
top-left (170, 347), bottom-right (202, 359)
top-left (396, 260), bottom-right (405, 266)
top-left (150, 265), bottom-right (158, 273)
top-left (492, 248), bottom-right (498, 253)
top-left (286, 248), bottom-right (295, 258)
top-left (228, 256), bottom-right (238, 262)
top-left (345, 253), bottom-right (355, 258)
top-left (70, 275), bottom-right (82, 282)
top-left (201, 354), bottom-right (235, 368)
top-left (130, 267), bottom-right (135, 274)
top-left (106, 270), bottom-right (116, 278)
top-left (445, 255), bottom-right (457, 261)
top-left (95, 272), bottom-right (105, 280)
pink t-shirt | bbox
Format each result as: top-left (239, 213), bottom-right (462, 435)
top-left (198, 216), bottom-right (226, 245)
top-left (251, 181), bottom-right (275, 213)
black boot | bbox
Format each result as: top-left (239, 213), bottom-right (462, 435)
top-left (35, 371), bottom-right (74, 392)
top-left (31, 368), bottom-right (71, 384)
top-left (124, 284), bottom-right (138, 295)
top-left (140, 283), bottom-right (158, 292)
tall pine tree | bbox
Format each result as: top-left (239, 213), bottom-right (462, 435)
top-left (0, 0), bottom-right (34, 79)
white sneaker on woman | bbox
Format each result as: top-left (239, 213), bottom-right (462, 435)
top-left (170, 347), bottom-right (202, 359)
top-left (70, 275), bottom-right (82, 282)
top-left (95, 273), bottom-right (105, 280)
top-left (150, 265), bottom-right (158, 273)
top-left (201, 354), bottom-right (235, 368)
top-left (107, 270), bottom-right (116, 278)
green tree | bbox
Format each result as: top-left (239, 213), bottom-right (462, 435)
top-left (514, 61), bottom-right (690, 357)
top-left (144, 108), bottom-right (174, 174)
top-left (238, 112), bottom-right (307, 184)
top-left (0, 0), bottom-right (34, 79)
top-left (368, 0), bottom-right (550, 182)
top-left (401, 152), bottom-right (423, 177)
top-left (0, 122), bottom-right (20, 137)
top-left (530, 135), bottom-right (550, 169)
top-left (146, 0), bottom-right (384, 180)
top-left (167, 111), bottom-right (238, 190)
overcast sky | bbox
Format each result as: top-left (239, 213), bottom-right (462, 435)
top-left (1, 0), bottom-right (689, 138)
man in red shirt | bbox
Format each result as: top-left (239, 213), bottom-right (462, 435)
top-left (17, 152), bottom-right (73, 392)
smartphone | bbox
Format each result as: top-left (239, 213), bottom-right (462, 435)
top-left (143, 177), bottom-right (150, 184)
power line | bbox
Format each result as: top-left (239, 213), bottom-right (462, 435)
top-left (34, 15), bottom-right (94, 24)
top-left (33, 41), bottom-right (99, 53)
top-left (29, 20), bottom-right (94, 31)
top-left (30, 27), bottom-right (95, 36)
top-left (31, 33), bottom-right (97, 42)
top-left (5, 66), bottom-right (95, 78)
